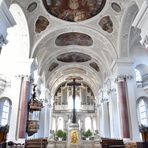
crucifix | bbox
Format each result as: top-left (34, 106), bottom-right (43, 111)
top-left (67, 78), bottom-right (81, 123)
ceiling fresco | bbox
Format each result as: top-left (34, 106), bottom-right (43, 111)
top-left (55, 32), bottom-right (93, 46)
top-left (27, 2), bottom-right (37, 12)
top-left (35, 16), bottom-right (49, 33)
top-left (48, 62), bottom-right (59, 72)
top-left (89, 62), bottom-right (100, 72)
top-left (111, 2), bottom-right (121, 13)
top-left (57, 52), bottom-right (92, 62)
top-left (99, 16), bottom-right (113, 33)
top-left (42, 0), bottom-right (106, 22)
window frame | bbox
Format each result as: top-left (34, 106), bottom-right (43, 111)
top-left (0, 98), bottom-right (12, 126)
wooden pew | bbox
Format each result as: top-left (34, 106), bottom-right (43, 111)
top-left (0, 124), bottom-right (9, 143)
top-left (0, 142), bottom-right (6, 148)
top-left (25, 138), bottom-right (48, 148)
top-left (101, 138), bottom-right (125, 148)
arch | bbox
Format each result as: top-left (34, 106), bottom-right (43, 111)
top-left (31, 25), bottom-right (117, 60)
top-left (136, 97), bottom-right (148, 126)
top-left (39, 47), bottom-right (107, 78)
top-left (1, 3), bottom-right (30, 60)
top-left (85, 117), bottom-right (91, 131)
top-left (48, 67), bottom-right (100, 97)
top-left (0, 97), bottom-right (12, 126)
top-left (135, 64), bottom-right (148, 76)
top-left (118, 1), bottom-right (139, 57)
top-left (57, 117), bottom-right (64, 131)
top-left (135, 69), bottom-right (142, 82)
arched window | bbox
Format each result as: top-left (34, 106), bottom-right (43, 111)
top-left (0, 98), bottom-right (11, 126)
top-left (57, 117), bottom-right (64, 131)
top-left (85, 117), bottom-right (91, 131)
top-left (135, 69), bottom-right (142, 82)
top-left (135, 69), bottom-right (142, 87)
top-left (137, 97), bottom-right (148, 126)
top-left (93, 118), bottom-right (96, 131)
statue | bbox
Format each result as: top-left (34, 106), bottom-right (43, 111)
top-left (48, 130), bottom-right (55, 141)
top-left (94, 130), bottom-right (102, 142)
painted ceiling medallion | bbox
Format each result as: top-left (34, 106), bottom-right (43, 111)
top-left (42, 0), bottom-right (106, 22)
top-left (48, 62), bottom-right (59, 72)
top-left (57, 52), bottom-right (91, 62)
top-left (27, 2), bottom-right (37, 12)
top-left (35, 16), bottom-right (49, 33)
top-left (111, 2), bottom-right (121, 13)
top-left (89, 62), bottom-right (100, 72)
top-left (55, 32), bottom-right (93, 46)
top-left (99, 16), bottom-right (113, 33)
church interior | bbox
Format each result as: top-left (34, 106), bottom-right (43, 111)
top-left (0, 0), bottom-right (148, 147)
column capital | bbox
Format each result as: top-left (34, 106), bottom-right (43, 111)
top-left (14, 74), bottom-right (33, 82)
top-left (115, 74), bottom-right (133, 82)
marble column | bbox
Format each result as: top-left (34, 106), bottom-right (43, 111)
top-left (116, 75), bottom-right (130, 138)
top-left (125, 74), bottom-right (140, 140)
top-left (18, 75), bottom-right (31, 138)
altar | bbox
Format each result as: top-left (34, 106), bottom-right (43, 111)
top-left (47, 78), bottom-right (101, 148)
top-left (47, 139), bottom-right (101, 148)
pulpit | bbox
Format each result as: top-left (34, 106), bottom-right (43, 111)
top-left (26, 84), bottom-right (43, 136)
top-left (26, 120), bottom-right (39, 136)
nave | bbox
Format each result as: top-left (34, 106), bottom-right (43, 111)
top-left (0, 0), bottom-right (148, 147)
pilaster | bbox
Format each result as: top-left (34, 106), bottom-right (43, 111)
top-left (115, 75), bottom-right (130, 138)
top-left (111, 59), bottom-right (140, 140)
top-left (18, 75), bottom-right (31, 139)
top-left (7, 75), bottom-right (22, 142)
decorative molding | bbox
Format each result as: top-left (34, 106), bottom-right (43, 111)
top-left (115, 74), bottom-right (133, 82)
top-left (107, 88), bottom-right (116, 95)
top-left (143, 35), bottom-right (148, 48)
top-left (0, 0), bottom-right (16, 27)
top-left (132, 1), bottom-right (148, 47)
top-left (100, 97), bottom-right (108, 103)
top-left (115, 75), bottom-right (125, 82)
top-left (0, 33), bottom-right (7, 47)
top-left (15, 74), bottom-right (31, 81)
top-left (0, 75), bottom-right (6, 95)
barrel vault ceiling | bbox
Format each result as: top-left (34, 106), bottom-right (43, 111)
top-left (12, 0), bottom-right (136, 96)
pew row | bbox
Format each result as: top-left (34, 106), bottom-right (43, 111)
top-left (25, 138), bottom-right (48, 148)
top-left (101, 138), bottom-right (125, 148)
